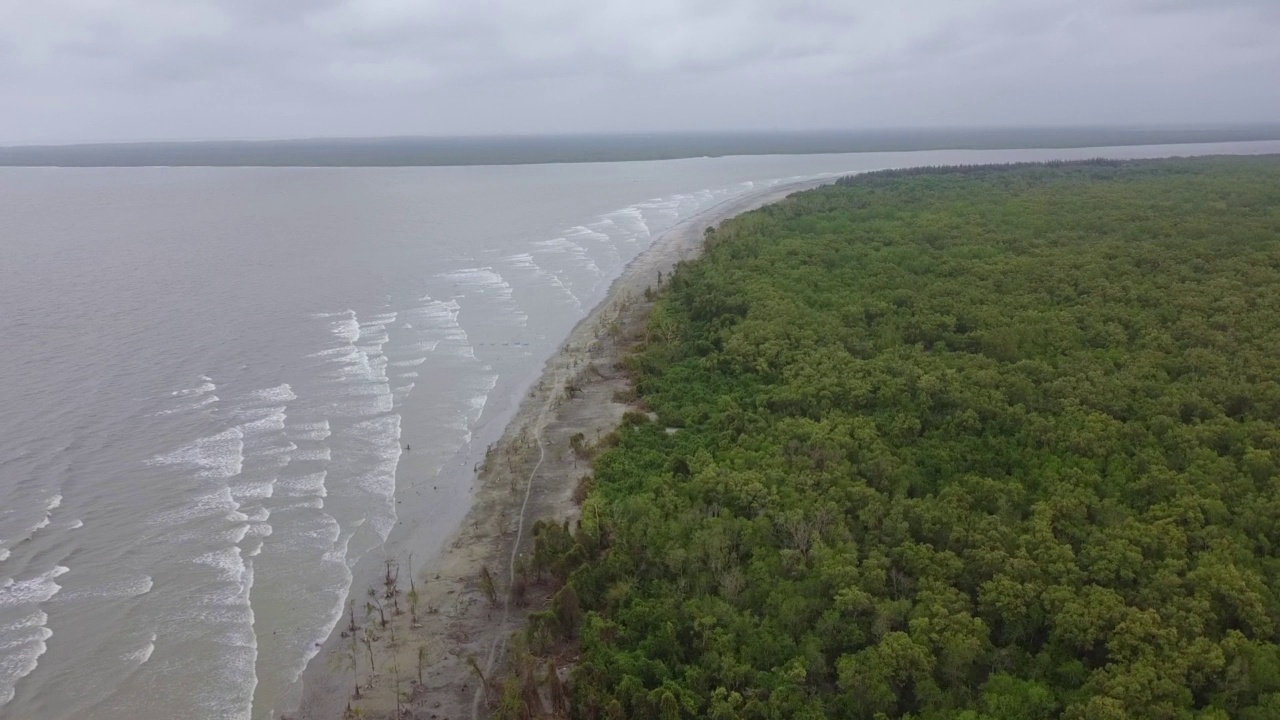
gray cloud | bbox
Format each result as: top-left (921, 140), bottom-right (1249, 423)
top-left (1, 0), bottom-right (1277, 143)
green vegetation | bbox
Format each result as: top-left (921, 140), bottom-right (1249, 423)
top-left (531, 156), bottom-right (1280, 719)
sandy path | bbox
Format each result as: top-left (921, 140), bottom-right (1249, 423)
top-left (294, 176), bottom-right (832, 720)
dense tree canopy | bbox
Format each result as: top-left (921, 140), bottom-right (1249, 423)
top-left (540, 156), bottom-right (1280, 719)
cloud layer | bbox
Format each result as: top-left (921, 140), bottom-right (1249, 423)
top-left (2, 0), bottom-right (1277, 143)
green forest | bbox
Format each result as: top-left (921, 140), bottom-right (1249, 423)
top-left (529, 156), bottom-right (1280, 719)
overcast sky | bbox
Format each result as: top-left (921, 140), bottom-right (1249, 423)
top-left (1, 0), bottom-right (1277, 144)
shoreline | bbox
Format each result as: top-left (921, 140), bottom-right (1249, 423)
top-left (292, 176), bottom-right (832, 720)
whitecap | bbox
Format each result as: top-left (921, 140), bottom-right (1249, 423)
top-left (28, 494), bottom-right (62, 533)
top-left (260, 441), bottom-right (297, 456)
top-left (277, 498), bottom-right (324, 510)
top-left (292, 446), bottom-right (331, 462)
top-left (229, 480), bottom-right (275, 501)
top-left (308, 346), bottom-right (358, 359)
top-left (146, 427), bottom-right (244, 480)
top-left (468, 374), bottom-right (500, 423)
top-left (358, 327), bottom-right (390, 348)
top-left (173, 381), bottom-right (216, 398)
top-left (56, 575), bottom-right (152, 602)
top-left (193, 548), bottom-right (248, 587)
top-left (278, 471), bottom-right (327, 498)
top-left (244, 523), bottom-right (272, 539)
top-left (239, 409), bottom-right (287, 435)
top-left (156, 394), bottom-right (219, 415)
top-left (148, 487), bottom-right (243, 527)
top-left (535, 237), bottom-right (600, 270)
top-left (400, 340), bottom-right (439, 354)
top-left (390, 357), bottom-right (427, 367)
top-left (123, 633), bottom-right (156, 665)
top-left (392, 382), bottom-right (416, 403)
top-left (0, 610), bottom-right (52, 707)
top-left (329, 311), bottom-right (360, 344)
top-left (291, 421), bottom-right (330, 442)
top-left (246, 383), bottom-right (296, 404)
top-left (0, 566), bottom-right (70, 608)
top-left (564, 226), bottom-right (611, 243)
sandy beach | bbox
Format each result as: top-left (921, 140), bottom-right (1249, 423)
top-left (292, 176), bottom-right (832, 720)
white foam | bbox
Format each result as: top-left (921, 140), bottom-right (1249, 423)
top-left (292, 421), bottom-right (330, 442)
top-left (278, 498), bottom-right (325, 510)
top-left (390, 357), bottom-right (427, 367)
top-left (392, 382), bottom-right (416, 404)
top-left (329, 311), bottom-right (360, 344)
top-left (330, 393), bottom-right (394, 417)
top-left (308, 346), bottom-right (358, 359)
top-left (442, 267), bottom-right (518, 301)
top-left (506, 252), bottom-right (546, 273)
top-left (57, 575), bottom-right (152, 602)
top-left (149, 486), bottom-right (243, 527)
top-left (565, 225), bottom-right (611, 243)
top-left (602, 206), bottom-right (652, 242)
top-left (358, 327), bottom-right (390, 347)
top-left (260, 441), bottom-right (297, 456)
top-left (350, 416), bottom-right (401, 500)
top-left (0, 610), bottom-right (52, 708)
top-left (399, 371), bottom-right (419, 379)
top-left (0, 566), bottom-right (69, 608)
top-left (194, 547), bottom-right (249, 587)
top-left (535, 237), bottom-right (601, 272)
top-left (123, 633), bottom-right (156, 665)
top-left (0, 549), bottom-right (8, 563)
top-left (146, 427), bottom-right (244, 480)
top-left (229, 479), bottom-right (275, 500)
top-left (28, 495), bottom-right (61, 533)
top-left (239, 409), bottom-right (287, 435)
top-left (156, 394), bottom-right (219, 415)
top-left (292, 446), bottom-right (331, 462)
top-left (174, 381), bottom-right (216, 398)
top-left (468, 373), bottom-right (500, 424)
top-left (68, 520), bottom-right (83, 530)
top-left (278, 471), bottom-right (327, 498)
top-left (244, 522), bottom-right (273, 539)
top-left (246, 383), bottom-right (296, 404)
top-left (0, 609), bottom-right (48, 635)
top-left (401, 340), bottom-right (439, 353)
top-left (544, 273), bottom-right (583, 308)
top-left (447, 267), bottom-right (527, 325)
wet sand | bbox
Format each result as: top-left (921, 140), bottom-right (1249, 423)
top-left (293, 177), bottom-right (831, 720)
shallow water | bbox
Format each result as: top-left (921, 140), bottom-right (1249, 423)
top-left (1, 141), bottom-right (1277, 719)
